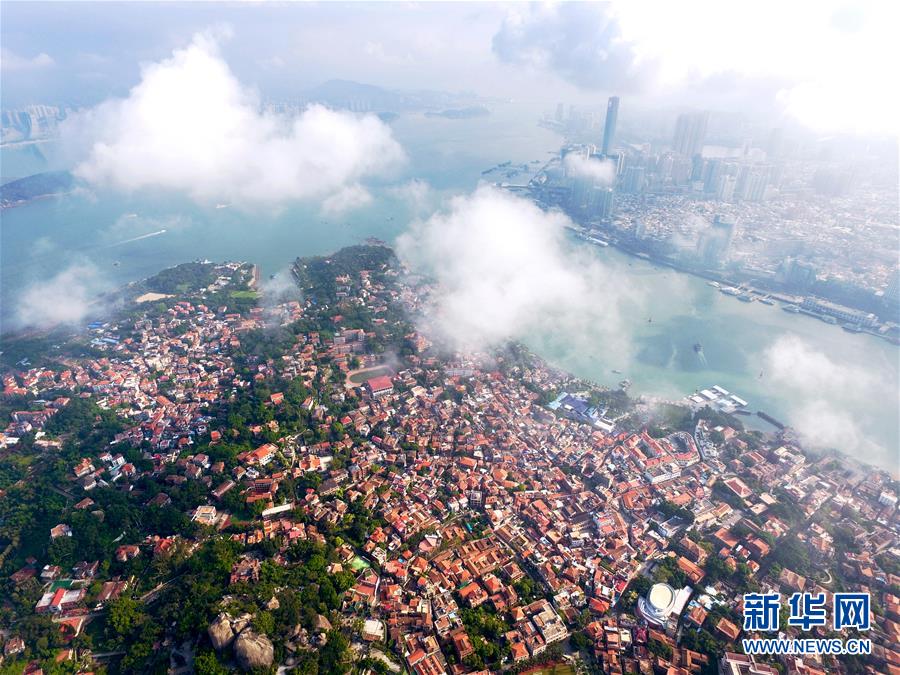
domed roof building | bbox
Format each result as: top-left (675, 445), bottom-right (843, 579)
top-left (637, 582), bottom-right (678, 626)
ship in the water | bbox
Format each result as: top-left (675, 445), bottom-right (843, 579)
top-left (693, 342), bottom-right (703, 353)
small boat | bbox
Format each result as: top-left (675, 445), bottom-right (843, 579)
top-left (842, 323), bottom-right (862, 333)
top-left (619, 379), bottom-right (632, 390)
top-left (647, 317), bottom-right (652, 323)
top-left (611, 369), bottom-right (622, 374)
top-left (782, 304), bottom-right (801, 313)
top-left (112, 260), bottom-right (121, 267)
top-left (693, 343), bottom-right (703, 353)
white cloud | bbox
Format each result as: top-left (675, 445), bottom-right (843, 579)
top-left (396, 185), bottom-right (638, 356)
top-left (321, 183), bottom-right (373, 216)
top-left (259, 268), bottom-right (302, 316)
top-left (494, 1), bottom-right (900, 135)
top-left (364, 41), bottom-right (414, 65)
top-left (563, 154), bottom-right (616, 185)
top-left (492, 4), bottom-right (653, 92)
top-left (258, 55), bottom-right (285, 69)
top-left (69, 30), bottom-right (405, 206)
top-left (1, 47), bottom-right (54, 71)
top-left (763, 335), bottom-right (894, 464)
top-left (15, 262), bottom-right (109, 329)
top-left (388, 179), bottom-right (436, 215)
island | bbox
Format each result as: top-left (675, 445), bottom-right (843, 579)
top-left (0, 245), bottom-right (895, 674)
top-left (0, 170), bottom-right (75, 209)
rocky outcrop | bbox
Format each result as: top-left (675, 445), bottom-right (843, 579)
top-left (231, 613), bottom-right (252, 635)
top-left (208, 612), bottom-right (235, 651)
top-left (234, 630), bottom-right (274, 671)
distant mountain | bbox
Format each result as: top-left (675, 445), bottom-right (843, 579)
top-left (0, 170), bottom-right (74, 209)
top-left (299, 79), bottom-right (480, 114)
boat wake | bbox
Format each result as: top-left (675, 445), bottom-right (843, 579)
top-left (106, 229), bottom-right (168, 247)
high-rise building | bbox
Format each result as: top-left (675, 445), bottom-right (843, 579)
top-left (715, 174), bottom-right (736, 202)
top-left (735, 166), bottom-right (769, 202)
top-left (602, 96), bottom-right (619, 156)
top-left (621, 166), bottom-right (645, 194)
top-left (671, 156), bottom-right (693, 185)
top-left (568, 179), bottom-right (614, 221)
top-left (610, 150), bottom-right (625, 176)
top-left (780, 257), bottom-right (818, 292)
top-left (696, 215), bottom-right (736, 267)
top-left (673, 111), bottom-right (709, 157)
top-left (592, 186), bottom-right (615, 220)
top-left (702, 158), bottom-right (723, 193)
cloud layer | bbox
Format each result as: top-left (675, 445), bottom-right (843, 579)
top-left (69, 31), bottom-right (404, 206)
top-left (763, 334), bottom-right (896, 466)
top-left (564, 154), bottom-right (616, 185)
top-left (14, 262), bottom-right (109, 329)
top-left (396, 185), bottom-right (637, 356)
top-left (492, 4), bottom-right (654, 92)
top-left (1, 47), bottom-right (54, 71)
top-left (491, 1), bottom-right (899, 135)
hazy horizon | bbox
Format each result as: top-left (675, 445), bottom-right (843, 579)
top-left (2, 1), bottom-right (899, 139)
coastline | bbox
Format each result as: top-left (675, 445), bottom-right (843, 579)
top-left (0, 189), bottom-right (74, 211)
top-left (2, 248), bottom-right (897, 482)
top-left (564, 225), bottom-right (899, 347)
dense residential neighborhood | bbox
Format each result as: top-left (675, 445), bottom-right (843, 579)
top-left (0, 246), bottom-right (897, 675)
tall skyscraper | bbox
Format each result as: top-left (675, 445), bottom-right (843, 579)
top-left (781, 257), bottom-right (818, 292)
top-left (673, 111), bottom-right (709, 157)
top-left (696, 214), bottom-right (736, 267)
top-left (622, 166), bottom-right (645, 194)
top-left (702, 158), bottom-right (723, 193)
top-left (715, 174), bottom-right (736, 202)
top-left (601, 96), bottom-right (619, 156)
top-left (735, 167), bottom-right (769, 202)
top-left (592, 186), bottom-right (615, 220)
